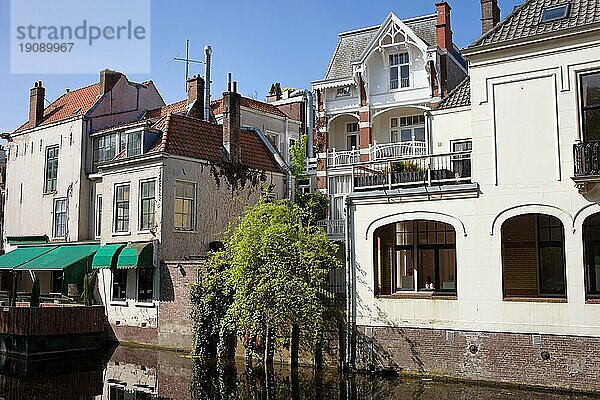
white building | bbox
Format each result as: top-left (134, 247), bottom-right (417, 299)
top-left (344, 0), bottom-right (600, 392)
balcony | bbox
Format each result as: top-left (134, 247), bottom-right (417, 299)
top-left (318, 219), bottom-right (346, 240)
top-left (326, 141), bottom-right (427, 167)
top-left (573, 140), bottom-right (600, 193)
top-left (351, 151), bottom-right (471, 191)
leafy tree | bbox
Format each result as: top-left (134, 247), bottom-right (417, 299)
top-left (289, 134), bottom-right (308, 182)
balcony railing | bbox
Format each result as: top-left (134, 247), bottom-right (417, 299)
top-left (370, 140), bottom-right (427, 161)
top-left (574, 140), bottom-right (600, 177)
top-left (351, 151), bottom-right (472, 191)
top-left (327, 148), bottom-right (360, 167)
top-left (318, 219), bottom-right (346, 238)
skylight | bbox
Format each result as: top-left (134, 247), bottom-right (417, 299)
top-left (540, 3), bottom-right (571, 23)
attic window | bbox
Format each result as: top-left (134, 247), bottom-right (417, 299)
top-left (540, 3), bottom-right (570, 23)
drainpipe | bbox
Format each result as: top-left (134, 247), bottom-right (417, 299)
top-left (288, 89), bottom-right (315, 158)
top-left (243, 126), bottom-right (292, 200)
top-left (203, 46), bottom-right (212, 121)
top-left (344, 195), bottom-right (356, 370)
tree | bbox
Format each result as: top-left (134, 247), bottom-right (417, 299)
top-left (191, 197), bottom-right (340, 367)
top-left (289, 134), bottom-right (308, 182)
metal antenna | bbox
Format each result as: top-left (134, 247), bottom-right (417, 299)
top-left (173, 39), bottom-right (203, 91)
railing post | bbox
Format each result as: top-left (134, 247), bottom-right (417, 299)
top-left (427, 156), bottom-right (432, 186)
top-left (351, 165), bottom-right (355, 193)
top-left (388, 161), bottom-right (392, 190)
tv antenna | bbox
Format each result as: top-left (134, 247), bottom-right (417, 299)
top-left (173, 39), bottom-right (203, 91)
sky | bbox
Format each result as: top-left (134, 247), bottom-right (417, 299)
top-left (0, 0), bottom-right (523, 135)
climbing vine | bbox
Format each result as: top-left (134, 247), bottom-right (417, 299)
top-left (209, 160), bottom-right (267, 193)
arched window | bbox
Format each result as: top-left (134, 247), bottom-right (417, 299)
top-left (584, 213), bottom-right (600, 297)
top-left (501, 214), bottom-right (566, 299)
top-left (374, 220), bottom-right (457, 296)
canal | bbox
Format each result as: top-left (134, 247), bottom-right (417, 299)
top-left (0, 346), bottom-right (598, 399)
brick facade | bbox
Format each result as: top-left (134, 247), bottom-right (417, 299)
top-left (356, 325), bottom-right (600, 392)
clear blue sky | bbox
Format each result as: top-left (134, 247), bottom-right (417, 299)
top-left (0, 0), bottom-right (522, 134)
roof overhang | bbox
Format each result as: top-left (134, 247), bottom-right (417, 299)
top-left (311, 77), bottom-right (355, 90)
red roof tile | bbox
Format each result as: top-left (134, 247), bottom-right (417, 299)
top-left (144, 100), bottom-right (187, 120)
top-left (14, 83), bottom-right (101, 133)
top-left (211, 97), bottom-right (287, 118)
top-left (153, 113), bottom-right (281, 173)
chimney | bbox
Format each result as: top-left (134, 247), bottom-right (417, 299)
top-left (29, 81), bottom-right (45, 127)
top-left (203, 46), bottom-right (212, 121)
top-left (481, 0), bottom-right (501, 34)
top-left (222, 74), bottom-right (241, 163)
top-left (436, 2), bottom-right (453, 51)
top-left (186, 75), bottom-right (205, 119)
top-left (99, 69), bottom-right (123, 95)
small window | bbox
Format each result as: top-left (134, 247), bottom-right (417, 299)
top-left (174, 181), bottom-right (196, 231)
top-left (112, 269), bottom-right (127, 301)
top-left (93, 134), bottom-right (117, 165)
top-left (53, 198), bottom-right (68, 238)
top-left (139, 180), bottom-right (156, 231)
top-left (44, 146), bottom-right (59, 192)
top-left (346, 122), bottom-right (359, 133)
top-left (95, 195), bottom-right (102, 238)
top-left (389, 53), bottom-right (410, 89)
top-left (120, 131), bottom-right (143, 158)
top-left (336, 86), bottom-right (351, 98)
top-left (540, 3), bottom-right (570, 23)
top-left (114, 184), bottom-right (130, 233)
top-left (137, 268), bottom-right (154, 302)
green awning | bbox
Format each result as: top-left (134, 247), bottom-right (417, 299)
top-left (92, 244), bottom-right (125, 269)
top-left (117, 243), bottom-right (153, 269)
top-left (0, 246), bottom-right (57, 269)
top-left (6, 236), bottom-right (48, 246)
top-left (15, 244), bottom-right (100, 271)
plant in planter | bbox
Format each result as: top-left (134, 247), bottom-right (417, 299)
top-left (391, 161), bottom-right (426, 184)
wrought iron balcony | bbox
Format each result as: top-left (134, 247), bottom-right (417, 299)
top-left (318, 219), bottom-right (346, 240)
top-left (573, 140), bottom-right (600, 194)
top-left (327, 148), bottom-right (360, 167)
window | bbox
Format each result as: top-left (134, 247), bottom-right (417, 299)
top-left (53, 198), bottom-right (67, 238)
top-left (108, 385), bottom-right (125, 400)
top-left (374, 220), bottom-right (456, 295)
top-left (138, 268), bottom-right (154, 302)
top-left (391, 115), bottom-right (425, 143)
top-left (346, 122), bottom-right (358, 133)
top-left (112, 269), bottom-right (127, 301)
top-left (336, 86), bottom-right (351, 98)
top-left (121, 131), bottom-right (143, 157)
top-left (580, 72), bottom-right (600, 142)
top-left (501, 214), bottom-right (566, 298)
top-left (584, 213), bottom-right (600, 297)
top-left (44, 146), bottom-right (59, 192)
top-left (389, 53), bottom-right (410, 89)
top-left (451, 140), bottom-right (473, 178)
top-left (267, 132), bottom-right (280, 150)
top-left (140, 180), bottom-right (156, 231)
top-left (95, 195), bottom-right (102, 238)
top-left (114, 184), bottom-right (130, 233)
top-left (540, 3), bottom-right (570, 23)
top-left (174, 181), bottom-right (196, 231)
top-left (92, 134), bottom-right (117, 164)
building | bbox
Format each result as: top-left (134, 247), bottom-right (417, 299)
top-left (311, 2), bottom-right (467, 239)
top-left (1, 71), bottom-right (287, 351)
top-left (344, 0), bottom-right (600, 392)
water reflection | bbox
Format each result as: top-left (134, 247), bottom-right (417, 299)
top-left (0, 346), bottom-right (597, 400)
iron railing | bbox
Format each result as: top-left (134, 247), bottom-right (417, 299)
top-left (327, 148), bottom-right (360, 167)
top-left (351, 151), bottom-right (472, 191)
top-left (318, 219), bottom-right (346, 238)
top-left (574, 140), bottom-right (600, 177)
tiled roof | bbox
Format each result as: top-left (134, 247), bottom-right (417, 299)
top-left (14, 84), bottom-right (100, 133)
top-left (211, 97), bottom-right (287, 118)
top-left (471, 0), bottom-right (600, 48)
top-left (435, 77), bottom-right (471, 110)
top-left (152, 113), bottom-right (282, 173)
top-left (144, 100), bottom-right (187, 120)
top-left (324, 14), bottom-right (438, 80)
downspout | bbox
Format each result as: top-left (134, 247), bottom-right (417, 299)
top-left (345, 195), bottom-right (356, 370)
top-left (289, 89), bottom-right (315, 158)
top-left (243, 126), bottom-right (292, 200)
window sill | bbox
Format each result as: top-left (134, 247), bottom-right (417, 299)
top-left (377, 292), bottom-right (457, 300)
top-left (43, 191), bottom-right (58, 196)
top-left (586, 298), bottom-right (600, 304)
top-left (110, 300), bottom-right (128, 307)
top-left (174, 229), bottom-right (197, 234)
top-left (112, 232), bottom-right (131, 237)
top-left (503, 297), bottom-right (567, 303)
top-left (135, 302), bottom-right (155, 308)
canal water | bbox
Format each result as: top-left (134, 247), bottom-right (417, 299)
top-left (0, 345), bottom-right (597, 399)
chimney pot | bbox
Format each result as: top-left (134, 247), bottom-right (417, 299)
top-left (29, 81), bottom-right (45, 127)
top-left (481, 0), bottom-right (501, 34)
top-left (435, 2), bottom-right (453, 51)
top-left (233, 81), bottom-right (238, 93)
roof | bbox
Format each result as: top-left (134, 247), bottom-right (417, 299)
top-left (324, 14), bottom-right (437, 80)
top-left (14, 84), bottom-right (101, 133)
top-left (211, 97), bottom-right (287, 118)
top-left (435, 77), bottom-right (471, 110)
top-left (470, 0), bottom-right (600, 48)
top-left (151, 113), bottom-right (282, 173)
top-left (144, 100), bottom-right (187, 120)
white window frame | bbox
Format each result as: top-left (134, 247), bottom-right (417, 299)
top-left (113, 183), bottom-right (131, 234)
top-left (389, 52), bottom-right (410, 90)
top-left (390, 115), bottom-right (425, 143)
top-left (120, 130), bottom-right (143, 158)
top-left (139, 179), bottom-right (156, 232)
top-left (174, 180), bottom-right (197, 232)
top-left (95, 194), bottom-right (102, 239)
top-left (336, 86), bottom-right (351, 98)
top-left (44, 145), bottom-right (59, 193)
top-left (53, 198), bottom-right (68, 238)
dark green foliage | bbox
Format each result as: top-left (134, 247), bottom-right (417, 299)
top-left (296, 191), bottom-right (329, 227)
top-left (289, 134), bottom-right (308, 182)
top-left (209, 160), bottom-right (267, 193)
top-left (391, 161), bottom-right (424, 172)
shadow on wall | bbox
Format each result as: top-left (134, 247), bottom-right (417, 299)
top-left (160, 262), bottom-right (175, 302)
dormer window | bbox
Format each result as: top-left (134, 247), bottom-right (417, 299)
top-left (123, 131), bottom-right (142, 157)
top-left (92, 128), bottom-right (159, 168)
top-left (336, 86), bottom-right (351, 98)
top-left (389, 53), bottom-right (410, 90)
top-left (540, 3), bottom-right (570, 23)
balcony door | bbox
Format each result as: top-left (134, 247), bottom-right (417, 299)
top-left (581, 72), bottom-right (600, 142)
top-left (346, 122), bottom-right (359, 150)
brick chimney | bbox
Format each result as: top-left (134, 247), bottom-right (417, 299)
top-left (481, 0), bottom-right (501, 34)
top-left (222, 74), bottom-right (241, 163)
top-left (186, 75), bottom-right (205, 120)
top-left (436, 2), bottom-right (453, 51)
top-left (99, 69), bottom-right (123, 95)
top-left (29, 81), bottom-right (45, 127)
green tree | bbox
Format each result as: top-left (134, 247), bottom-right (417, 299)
top-left (289, 134), bottom-right (308, 182)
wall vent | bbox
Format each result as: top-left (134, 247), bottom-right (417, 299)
top-left (532, 334), bottom-right (542, 346)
